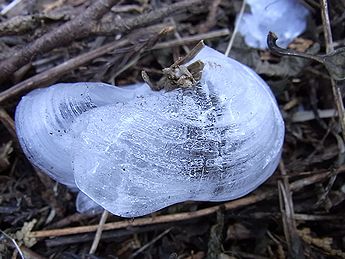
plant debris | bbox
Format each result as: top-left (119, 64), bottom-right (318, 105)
top-left (267, 31), bottom-right (345, 80)
top-left (0, 0), bottom-right (345, 258)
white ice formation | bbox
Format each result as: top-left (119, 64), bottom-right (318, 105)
top-left (15, 46), bottom-right (285, 217)
top-left (238, 0), bottom-right (309, 49)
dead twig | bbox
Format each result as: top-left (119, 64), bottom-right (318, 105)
top-left (28, 170), bottom-right (340, 238)
top-left (278, 161), bottom-right (305, 258)
top-left (0, 229), bottom-right (24, 259)
top-left (320, 0), bottom-right (334, 53)
top-left (45, 223), bottom-right (173, 247)
top-left (167, 18), bottom-right (190, 54)
top-left (198, 0), bottom-right (222, 33)
top-left (0, 0), bottom-right (23, 15)
top-left (152, 28), bottom-right (230, 50)
top-left (225, 0), bottom-right (246, 56)
top-left (314, 168), bottom-right (338, 209)
top-left (89, 210), bottom-right (109, 254)
top-left (0, 108), bottom-right (17, 138)
top-left (45, 213), bottom-right (97, 230)
top-left (294, 213), bottom-right (343, 221)
top-left (320, 0), bottom-right (345, 141)
top-left (130, 228), bottom-right (172, 258)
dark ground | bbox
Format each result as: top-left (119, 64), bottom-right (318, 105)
top-left (0, 0), bottom-right (345, 258)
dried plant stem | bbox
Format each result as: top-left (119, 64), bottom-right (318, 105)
top-left (320, 0), bottom-right (333, 53)
top-left (330, 80), bottom-right (345, 141)
top-left (198, 0), bottom-right (222, 33)
top-left (152, 29), bottom-right (229, 50)
top-left (0, 108), bottom-right (16, 138)
top-left (0, 0), bottom-right (23, 15)
top-left (267, 32), bottom-right (324, 63)
top-left (89, 210), bottom-right (109, 254)
top-left (129, 228), bottom-right (172, 258)
top-left (224, 0), bottom-right (246, 56)
top-left (320, 0), bottom-right (345, 141)
top-left (278, 161), bottom-right (304, 258)
top-left (28, 168), bottom-right (345, 239)
top-left (0, 230), bottom-right (24, 259)
top-left (168, 18), bottom-right (190, 53)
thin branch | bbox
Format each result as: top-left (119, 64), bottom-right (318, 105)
top-left (267, 31), bottom-right (345, 80)
top-left (0, 0), bottom-right (23, 15)
top-left (89, 210), bottom-right (109, 254)
top-left (152, 29), bottom-right (230, 50)
top-left (0, 108), bottom-right (17, 138)
top-left (0, 229), bottom-right (25, 259)
top-left (225, 0), bottom-right (246, 56)
top-left (167, 18), bottom-right (190, 53)
top-left (294, 213), bottom-right (344, 221)
top-left (28, 168), bottom-right (345, 239)
top-left (45, 223), bottom-right (173, 247)
top-left (267, 32), bottom-right (324, 63)
top-left (278, 161), bottom-right (305, 258)
top-left (320, 0), bottom-right (345, 142)
top-left (29, 192), bottom-right (273, 238)
top-left (314, 168), bottom-right (338, 208)
top-left (198, 0), bottom-right (222, 33)
top-left (320, 0), bottom-right (334, 52)
top-left (130, 228), bottom-right (172, 258)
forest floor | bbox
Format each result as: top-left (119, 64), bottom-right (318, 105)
top-left (0, 0), bottom-right (345, 258)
